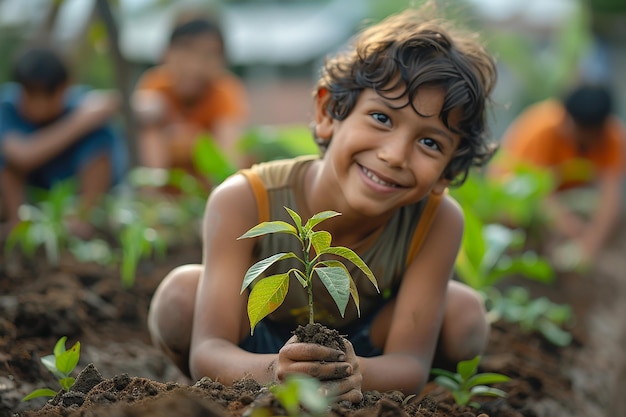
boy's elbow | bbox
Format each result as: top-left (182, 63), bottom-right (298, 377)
top-left (1, 137), bottom-right (35, 173)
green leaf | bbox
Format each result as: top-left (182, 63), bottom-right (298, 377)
top-left (192, 134), bottom-right (236, 183)
top-left (430, 368), bottom-right (462, 384)
top-left (55, 341), bottom-right (80, 376)
top-left (310, 231), bottom-right (332, 255)
top-left (238, 221), bottom-right (298, 240)
top-left (457, 356), bottom-right (480, 381)
top-left (433, 375), bottom-right (461, 391)
top-left (537, 319), bottom-right (573, 347)
top-left (22, 388), bottom-right (58, 402)
top-left (241, 252), bottom-right (299, 293)
top-left (247, 273), bottom-right (290, 334)
top-left (466, 373), bottom-right (510, 388)
top-left (315, 267), bottom-right (351, 317)
top-left (469, 385), bottom-right (508, 398)
top-left (292, 374), bottom-right (329, 414)
top-left (284, 207), bottom-right (304, 235)
top-left (319, 247), bottom-right (378, 292)
top-left (292, 269), bottom-right (308, 287)
top-left (41, 355), bottom-right (64, 379)
top-left (320, 260), bottom-right (360, 316)
top-left (271, 378), bottom-right (300, 416)
top-left (53, 336), bottom-right (68, 357)
top-left (303, 210), bottom-right (341, 232)
top-left (59, 377), bottom-right (75, 392)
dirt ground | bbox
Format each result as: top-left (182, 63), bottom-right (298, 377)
top-left (2, 216), bottom-right (626, 417)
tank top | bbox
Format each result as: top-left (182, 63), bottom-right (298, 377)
top-left (239, 155), bottom-right (443, 330)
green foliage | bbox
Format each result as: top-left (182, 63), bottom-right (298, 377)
top-left (5, 180), bottom-right (77, 265)
top-left (238, 207), bottom-right (378, 334)
top-left (119, 221), bottom-right (166, 289)
top-left (193, 133), bottom-right (237, 184)
top-left (22, 337), bottom-right (81, 402)
top-left (431, 355), bottom-right (510, 408)
top-left (268, 374), bottom-right (331, 417)
top-left (237, 124), bottom-right (319, 163)
top-left (450, 165), bottom-right (555, 229)
top-left (454, 216), bottom-right (554, 290)
top-left (451, 167), bottom-right (555, 290)
top-left (485, 286), bottom-right (574, 347)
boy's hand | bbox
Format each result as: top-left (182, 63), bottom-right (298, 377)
top-left (276, 336), bottom-right (363, 403)
top-left (74, 90), bottom-right (121, 129)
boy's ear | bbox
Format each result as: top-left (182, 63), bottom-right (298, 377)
top-left (314, 88), bottom-right (333, 141)
top-left (432, 174), bottom-right (451, 195)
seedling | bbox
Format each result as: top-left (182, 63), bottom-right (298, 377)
top-left (430, 355), bottom-right (510, 408)
top-left (454, 211), bottom-right (554, 291)
top-left (238, 207), bottom-right (378, 334)
top-left (22, 336), bottom-right (81, 401)
top-left (269, 374), bottom-right (332, 417)
top-left (5, 180), bottom-right (76, 265)
top-left (485, 286), bottom-right (573, 347)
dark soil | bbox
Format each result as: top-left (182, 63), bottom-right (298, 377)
top-left (294, 323), bottom-right (346, 352)
top-left (2, 216), bottom-right (626, 417)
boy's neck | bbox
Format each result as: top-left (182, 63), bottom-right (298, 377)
top-left (298, 160), bottom-right (392, 251)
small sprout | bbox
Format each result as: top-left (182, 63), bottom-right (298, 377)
top-left (22, 337), bottom-right (81, 401)
top-left (269, 374), bottom-right (332, 417)
top-left (238, 207), bottom-right (378, 334)
top-left (430, 355), bottom-right (509, 408)
top-left (485, 286), bottom-right (574, 347)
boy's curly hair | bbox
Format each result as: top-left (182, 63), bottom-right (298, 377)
top-left (316, 8), bottom-right (498, 186)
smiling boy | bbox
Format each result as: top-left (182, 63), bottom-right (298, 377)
top-left (148, 7), bottom-right (498, 403)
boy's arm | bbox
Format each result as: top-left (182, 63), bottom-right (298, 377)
top-left (579, 174), bottom-right (623, 259)
top-left (359, 196), bottom-right (464, 393)
top-left (1, 91), bottom-right (119, 173)
top-left (189, 174), bottom-right (280, 383)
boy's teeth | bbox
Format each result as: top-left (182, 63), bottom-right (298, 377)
top-left (363, 167), bottom-right (396, 187)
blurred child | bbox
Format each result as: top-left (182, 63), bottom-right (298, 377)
top-left (0, 45), bottom-right (127, 238)
top-left (148, 6), bottom-right (497, 402)
top-left (495, 84), bottom-right (626, 268)
top-left (132, 14), bottom-right (249, 178)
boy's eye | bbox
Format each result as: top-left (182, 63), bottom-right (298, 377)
top-left (419, 137), bottom-right (441, 151)
top-left (371, 112), bottom-right (391, 126)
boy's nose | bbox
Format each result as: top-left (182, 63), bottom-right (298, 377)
top-left (377, 136), bottom-right (409, 168)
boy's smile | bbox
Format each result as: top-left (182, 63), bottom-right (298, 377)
top-left (314, 85), bottom-right (461, 218)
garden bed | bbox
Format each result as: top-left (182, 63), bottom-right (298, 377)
top-left (2, 216), bottom-right (625, 417)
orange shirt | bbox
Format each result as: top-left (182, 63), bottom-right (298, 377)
top-left (136, 65), bottom-right (249, 130)
top-left (498, 100), bottom-right (626, 190)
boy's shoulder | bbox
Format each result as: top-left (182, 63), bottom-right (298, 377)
top-left (245, 155), bottom-right (318, 189)
top-left (0, 83), bottom-right (20, 106)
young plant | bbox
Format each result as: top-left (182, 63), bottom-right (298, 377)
top-left (269, 374), bottom-right (332, 417)
top-left (454, 208), bottom-right (554, 291)
top-left (238, 207), bottom-right (378, 334)
top-left (485, 286), bottom-right (574, 347)
top-left (430, 355), bottom-right (510, 408)
top-left (5, 180), bottom-right (76, 265)
top-left (22, 336), bottom-right (81, 401)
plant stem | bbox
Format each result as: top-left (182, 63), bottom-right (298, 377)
top-left (303, 237), bottom-right (314, 324)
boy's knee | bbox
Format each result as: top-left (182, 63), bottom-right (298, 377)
top-left (442, 285), bottom-right (489, 363)
top-left (148, 265), bottom-right (200, 346)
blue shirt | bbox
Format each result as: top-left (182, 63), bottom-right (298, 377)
top-left (0, 83), bottom-right (128, 190)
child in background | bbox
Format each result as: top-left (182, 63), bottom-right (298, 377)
top-left (133, 13), bottom-right (250, 179)
top-left (494, 84), bottom-right (626, 269)
top-left (0, 45), bottom-right (126, 238)
top-left (148, 6), bottom-right (498, 403)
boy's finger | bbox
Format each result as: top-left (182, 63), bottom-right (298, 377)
top-left (280, 342), bottom-right (345, 362)
top-left (285, 361), bottom-right (352, 380)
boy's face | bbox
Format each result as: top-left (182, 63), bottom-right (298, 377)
top-left (315, 85), bottom-right (461, 217)
top-left (19, 87), bottom-right (66, 125)
top-left (165, 33), bottom-right (225, 101)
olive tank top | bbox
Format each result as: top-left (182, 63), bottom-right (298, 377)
top-left (239, 156), bottom-right (442, 330)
